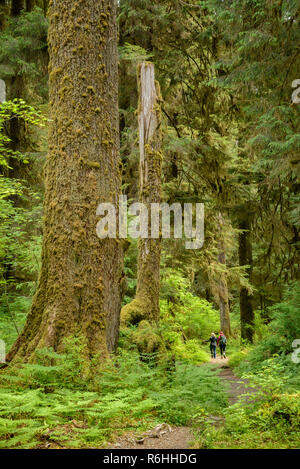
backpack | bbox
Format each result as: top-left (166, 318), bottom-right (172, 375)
top-left (220, 335), bottom-right (227, 345)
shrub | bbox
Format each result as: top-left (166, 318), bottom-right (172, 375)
top-left (174, 339), bottom-right (210, 364)
top-left (0, 343), bottom-right (227, 448)
top-left (195, 358), bottom-right (300, 449)
top-left (228, 349), bottom-right (250, 369)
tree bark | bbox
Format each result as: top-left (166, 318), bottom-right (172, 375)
top-left (26, 0), bottom-right (36, 12)
top-left (217, 213), bottom-right (232, 338)
top-left (11, 0), bottom-right (24, 16)
top-left (0, 0), bottom-right (8, 30)
top-left (7, 0), bottom-right (123, 362)
top-left (121, 62), bottom-right (162, 326)
top-left (239, 215), bottom-right (254, 342)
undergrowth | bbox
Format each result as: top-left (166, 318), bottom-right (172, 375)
top-left (194, 358), bottom-right (300, 449)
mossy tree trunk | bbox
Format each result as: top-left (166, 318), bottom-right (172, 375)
top-left (217, 213), bottom-right (232, 338)
top-left (0, 0), bottom-right (8, 30)
top-left (121, 62), bottom-right (162, 326)
top-left (239, 214), bottom-right (254, 342)
top-left (218, 247), bottom-right (232, 338)
top-left (7, 0), bottom-right (124, 362)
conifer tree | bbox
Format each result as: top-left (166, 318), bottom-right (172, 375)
top-left (7, 0), bottom-right (124, 361)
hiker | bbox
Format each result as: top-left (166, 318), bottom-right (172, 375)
top-left (206, 332), bottom-right (217, 359)
top-left (217, 331), bottom-right (227, 358)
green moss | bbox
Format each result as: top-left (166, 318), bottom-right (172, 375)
top-left (87, 161), bottom-right (100, 169)
top-left (131, 320), bottom-right (162, 354)
top-left (49, 67), bottom-right (62, 81)
top-left (121, 297), bottom-right (153, 326)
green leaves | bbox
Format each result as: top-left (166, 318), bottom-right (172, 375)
top-left (0, 99), bottom-right (44, 343)
top-left (119, 43), bottom-right (154, 63)
top-left (0, 344), bottom-right (227, 448)
top-left (0, 7), bottom-right (48, 100)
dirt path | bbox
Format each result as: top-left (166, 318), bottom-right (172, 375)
top-left (107, 357), bottom-right (257, 449)
top-left (108, 426), bottom-right (193, 450)
top-left (210, 357), bottom-right (258, 405)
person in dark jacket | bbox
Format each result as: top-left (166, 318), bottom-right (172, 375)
top-left (207, 333), bottom-right (217, 359)
top-left (217, 331), bottom-right (227, 358)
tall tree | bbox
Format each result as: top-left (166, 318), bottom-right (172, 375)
top-left (7, 0), bottom-right (124, 361)
top-left (217, 213), bottom-right (232, 338)
top-left (121, 62), bottom-right (162, 325)
top-left (239, 212), bottom-right (254, 342)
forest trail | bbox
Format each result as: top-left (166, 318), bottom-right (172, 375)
top-left (107, 357), bottom-right (258, 449)
top-left (211, 357), bottom-right (259, 404)
top-left (108, 426), bottom-right (193, 450)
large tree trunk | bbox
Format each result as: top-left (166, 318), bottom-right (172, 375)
top-left (7, 0), bottom-right (123, 362)
top-left (121, 62), bottom-right (162, 326)
top-left (239, 215), bottom-right (254, 342)
top-left (217, 213), bottom-right (232, 338)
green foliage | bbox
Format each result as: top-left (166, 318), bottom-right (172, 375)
top-left (268, 282), bottom-right (300, 353)
top-left (0, 99), bottom-right (45, 346)
top-left (211, 0), bottom-right (300, 304)
top-left (195, 358), bottom-right (300, 449)
top-left (0, 342), bottom-right (227, 448)
top-left (174, 340), bottom-right (209, 365)
top-left (0, 311), bottom-right (26, 350)
top-left (120, 268), bottom-right (217, 364)
top-left (0, 8), bottom-right (48, 101)
top-left (0, 99), bottom-right (46, 165)
top-left (228, 349), bottom-right (250, 369)
top-left (235, 283), bottom-right (300, 371)
top-left (0, 0), bottom-right (299, 451)
top-left (160, 270), bottom-right (220, 341)
top-left (119, 42), bottom-right (153, 63)
top-left (3, 336), bottom-right (89, 391)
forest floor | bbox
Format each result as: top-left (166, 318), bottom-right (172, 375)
top-left (107, 357), bottom-right (258, 449)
